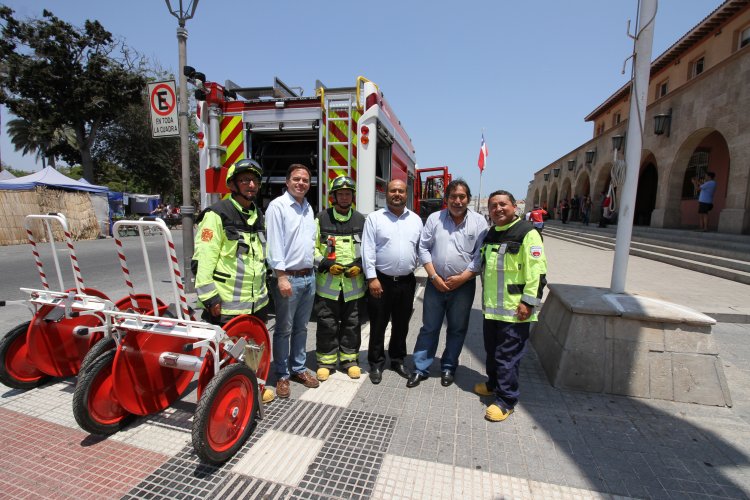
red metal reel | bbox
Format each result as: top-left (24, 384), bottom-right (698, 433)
top-left (113, 294), bottom-right (166, 314)
top-left (196, 315), bottom-right (271, 400)
top-left (27, 288), bottom-right (110, 378)
top-left (112, 330), bottom-right (200, 416)
top-left (0, 321), bottom-right (48, 388)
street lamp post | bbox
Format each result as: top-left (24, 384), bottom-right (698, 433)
top-left (165, 0), bottom-right (199, 292)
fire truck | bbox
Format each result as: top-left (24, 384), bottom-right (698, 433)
top-left (193, 74), bottom-right (449, 214)
top-left (414, 166), bottom-right (452, 222)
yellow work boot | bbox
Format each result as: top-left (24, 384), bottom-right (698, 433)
top-left (485, 404), bottom-right (513, 422)
top-left (473, 382), bottom-right (494, 397)
top-left (316, 367), bottom-right (330, 381)
top-left (347, 366), bottom-right (361, 379)
top-left (262, 388), bottom-right (275, 404)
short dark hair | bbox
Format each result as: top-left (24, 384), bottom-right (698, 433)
top-left (445, 178), bottom-right (471, 200)
top-left (487, 189), bottom-right (516, 206)
top-left (287, 163), bottom-right (311, 180)
top-left (706, 171), bottom-right (716, 179)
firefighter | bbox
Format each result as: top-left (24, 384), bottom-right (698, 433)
top-left (314, 175), bottom-right (366, 381)
top-left (476, 190), bottom-right (547, 422)
top-left (192, 158), bottom-right (274, 403)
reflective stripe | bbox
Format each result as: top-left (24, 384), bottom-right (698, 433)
top-left (483, 305), bottom-right (518, 316)
top-left (317, 353), bottom-right (338, 364)
top-left (339, 352), bottom-right (357, 362)
top-left (224, 293), bottom-right (268, 313)
top-left (522, 294), bottom-right (541, 306)
top-left (233, 250), bottom-right (245, 307)
top-left (343, 276), bottom-right (364, 300)
top-left (197, 283), bottom-right (217, 296)
top-left (317, 273), bottom-right (339, 298)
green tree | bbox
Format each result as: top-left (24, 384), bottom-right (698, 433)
top-left (6, 117), bottom-right (77, 168)
top-left (0, 6), bottom-right (146, 182)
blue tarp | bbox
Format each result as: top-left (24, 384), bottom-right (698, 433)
top-left (0, 166), bottom-right (108, 193)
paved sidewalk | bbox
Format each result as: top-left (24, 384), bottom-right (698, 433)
top-left (0, 235), bottom-right (749, 499)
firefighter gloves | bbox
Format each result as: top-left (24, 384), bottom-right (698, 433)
top-left (318, 258), bottom-right (336, 273)
top-left (344, 265), bottom-right (361, 278)
top-left (329, 264), bottom-right (345, 275)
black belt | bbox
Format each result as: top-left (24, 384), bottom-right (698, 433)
top-left (285, 268), bottom-right (313, 277)
top-left (376, 270), bottom-right (414, 282)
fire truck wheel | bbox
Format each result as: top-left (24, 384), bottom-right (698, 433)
top-left (72, 349), bottom-right (132, 435)
top-left (78, 337), bottom-right (116, 377)
top-left (192, 363), bottom-right (258, 464)
top-left (0, 321), bottom-right (50, 390)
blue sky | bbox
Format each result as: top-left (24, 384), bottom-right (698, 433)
top-left (0, 0), bottom-right (723, 201)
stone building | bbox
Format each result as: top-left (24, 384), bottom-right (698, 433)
top-left (526, 0), bottom-right (750, 234)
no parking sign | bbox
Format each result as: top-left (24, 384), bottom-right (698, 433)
top-left (147, 80), bottom-right (180, 138)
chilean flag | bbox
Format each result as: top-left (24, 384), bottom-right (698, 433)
top-left (478, 133), bottom-right (488, 172)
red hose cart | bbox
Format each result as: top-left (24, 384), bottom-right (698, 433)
top-left (73, 218), bottom-right (271, 464)
top-left (0, 214), bottom-right (159, 390)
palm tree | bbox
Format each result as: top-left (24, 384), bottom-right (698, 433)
top-left (6, 118), bottom-right (76, 168)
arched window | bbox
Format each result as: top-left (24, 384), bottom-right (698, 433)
top-left (681, 148), bottom-right (710, 199)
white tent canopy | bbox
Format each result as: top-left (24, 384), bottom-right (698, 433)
top-left (0, 170), bottom-right (16, 180)
top-left (0, 166), bottom-right (107, 193)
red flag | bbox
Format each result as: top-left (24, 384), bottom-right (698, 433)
top-left (477, 133), bottom-right (488, 172)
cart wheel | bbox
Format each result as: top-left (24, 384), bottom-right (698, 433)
top-left (192, 363), bottom-right (258, 464)
top-left (0, 321), bottom-right (50, 390)
top-left (72, 350), bottom-right (132, 435)
top-left (78, 337), bottom-right (116, 376)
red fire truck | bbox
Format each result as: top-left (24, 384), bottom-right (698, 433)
top-left (414, 166), bottom-right (452, 222)
top-left (194, 74), bottom-right (441, 214)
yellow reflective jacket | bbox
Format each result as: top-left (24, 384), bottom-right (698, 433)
top-left (314, 207), bottom-right (366, 302)
top-left (481, 218), bottom-right (547, 322)
top-left (192, 198), bottom-right (268, 315)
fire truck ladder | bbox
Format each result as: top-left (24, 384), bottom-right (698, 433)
top-left (324, 92), bottom-right (355, 182)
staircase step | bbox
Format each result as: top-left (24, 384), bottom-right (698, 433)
top-left (543, 223), bottom-right (750, 285)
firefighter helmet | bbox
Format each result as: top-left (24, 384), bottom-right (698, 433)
top-left (226, 159), bottom-right (263, 187)
top-left (330, 175), bottom-right (356, 194)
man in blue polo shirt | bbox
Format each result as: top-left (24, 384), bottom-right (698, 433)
top-left (407, 179), bottom-right (487, 388)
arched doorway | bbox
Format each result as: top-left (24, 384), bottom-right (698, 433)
top-left (635, 162), bottom-right (658, 226)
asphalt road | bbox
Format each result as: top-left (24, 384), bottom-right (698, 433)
top-left (0, 230), bottom-right (188, 331)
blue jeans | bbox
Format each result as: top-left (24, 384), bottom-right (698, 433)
top-left (412, 279), bottom-right (476, 376)
top-left (272, 274), bottom-right (316, 379)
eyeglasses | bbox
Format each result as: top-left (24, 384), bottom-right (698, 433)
top-left (237, 177), bottom-right (259, 185)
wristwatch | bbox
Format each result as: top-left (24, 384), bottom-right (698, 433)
top-left (429, 274), bottom-right (438, 282)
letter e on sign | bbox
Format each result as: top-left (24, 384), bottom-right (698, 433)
top-left (148, 80), bottom-right (180, 138)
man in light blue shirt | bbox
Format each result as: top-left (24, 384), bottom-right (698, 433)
top-left (266, 164), bottom-right (319, 398)
top-left (692, 171), bottom-right (717, 232)
top-left (407, 179), bottom-right (488, 388)
top-left (362, 179), bottom-right (423, 384)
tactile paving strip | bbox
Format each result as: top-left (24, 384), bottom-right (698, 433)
top-left (123, 457), bottom-right (228, 499)
top-left (326, 408), bottom-right (395, 453)
top-left (297, 442), bottom-right (384, 499)
top-left (211, 473), bottom-right (293, 499)
top-left (295, 409), bottom-right (396, 498)
top-left (125, 398), bottom-right (297, 498)
top-left (274, 399), bottom-right (344, 440)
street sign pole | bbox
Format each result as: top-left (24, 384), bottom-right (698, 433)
top-left (165, 0), bottom-right (200, 293)
top-left (176, 26), bottom-right (195, 293)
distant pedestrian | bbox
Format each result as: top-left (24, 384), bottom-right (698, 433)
top-left (581, 195), bottom-right (592, 226)
top-left (476, 190), bottom-right (547, 422)
top-left (561, 198), bottom-right (570, 224)
top-left (692, 172), bottom-right (716, 232)
top-left (529, 206), bottom-right (547, 232)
